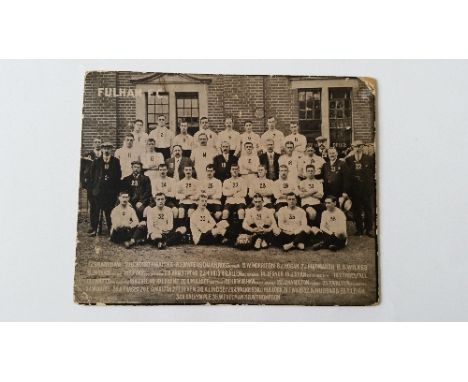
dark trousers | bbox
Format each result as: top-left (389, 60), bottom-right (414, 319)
top-left (182, 149), bottom-right (192, 158)
top-left (132, 202), bottom-right (146, 221)
top-left (198, 231), bottom-right (224, 245)
top-left (90, 194), bottom-right (116, 232)
top-left (156, 147), bottom-right (171, 161)
top-left (351, 193), bottom-right (374, 233)
top-left (277, 231), bottom-right (308, 246)
top-left (110, 226), bottom-right (145, 243)
top-left (251, 231), bottom-right (275, 245)
top-left (313, 231), bottom-right (347, 249)
top-left (148, 231), bottom-right (184, 247)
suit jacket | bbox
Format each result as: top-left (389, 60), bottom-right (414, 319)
top-left (344, 154), bottom-right (375, 196)
top-left (165, 156), bottom-right (193, 179)
top-left (259, 152), bottom-right (281, 180)
top-left (322, 158), bottom-right (347, 198)
top-left (89, 156), bottom-right (122, 197)
top-left (120, 173), bottom-right (152, 207)
top-left (213, 153), bottom-right (238, 182)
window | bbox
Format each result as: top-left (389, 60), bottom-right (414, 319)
top-left (176, 92), bottom-right (199, 135)
top-left (298, 89), bottom-right (321, 141)
top-left (329, 88), bottom-right (352, 150)
top-left (146, 92), bottom-right (169, 131)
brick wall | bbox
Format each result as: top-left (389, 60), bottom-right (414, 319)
top-left (116, 71), bottom-right (137, 145)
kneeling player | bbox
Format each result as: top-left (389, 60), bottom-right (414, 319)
top-left (277, 192), bottom-right (311, 251)
top-left (110, 191), bottom-right (145, 248)
top-left (146, 193), bottom-right (185, 249)
top-left (273, 165), bottom-right (298, 214)
top-left (222, 164), bottom-right (247, 221)
top-left (248, 164), bottom-right (274, 209)
top-left (190, 193), bottom-right (230, 245)
top-left (176, 164), bottom-right (200, 229)
top-left (312, 195), bottom-right (348, 251)
top-left (242, 194), bottom-right (281, 249)
top-left (200, 164), bottom-right (223, 221)
top-left (298, 164), bottom-right (324, 226)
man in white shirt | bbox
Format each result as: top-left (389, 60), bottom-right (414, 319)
top-left (176, 164), bottom-right (200, 229)
top-left (173, 119), bottom-right (194, 158)
top-left (278, 141), bottom-right (301, 181)
top-left (239, 120), bottom-right (261, 156)
top-left (299, 143), bottom-right (326, 179)
top-left (131, 119), bottom-right (148, 156)
top-left (298, 164), bottom-right (324, 226)
top-left (199, 164), bottom-right (223, 221)
top-left (151, 163), bottom-right (178, 218)
top-left (110, 191), bottom-right (145, 248)
top-left (260, 116), bottom-right (285, 155)
top-left (248, 164), bottom-right (275, 209)
top-left (141, 138), bottom-right (165, 184)
top-left (145, 192), bottom-right (185, 249)
top-left (238, 141), bottom-right (260, 188)
top-left (277, 192), bottom-right (311, 251)
top-left (193, 117), bottom-right (218, 150)
top-left (312, 195), bottom-right (347, 251)
top-left (222, 163), bottom-right (248, 221)
top-left (114, 133), bottom-right (141, 179)
top-left (242, 193), bottom-right (281, 250)
top-left (190, 193), bottom-right (229, 245)
top-left (273, 165), bottom-right (298, 213)
top-left (190, 133), bottom-right (217, 180)
top-left (284, 123), bottom-right (307, 155)
top-left (217, 116), bottom-right (241, 156)
top-left (148, 114), bottom-right (174, 160)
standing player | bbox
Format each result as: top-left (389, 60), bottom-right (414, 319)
top-left (273, 165), bottom-right (298, 213)
top-left (175, 164), bottom-right (200, 230)
top-left (217, 116), bottom-right (241, 156)
top-left (260, 116), bottom-right (285, 155)
top-left (190, 133), bottom-right (217, 180)
top-left (199, 164), bottom-right (223, 221)
top-left (242, 194), bottom-right (281, 249)
top-left (298, 164), bottom-right (324, 226)
top-left (213, 141), bottom-right (237, 182)
top-left (312, 195), bottom-right (348, 251)
top-left (222, 163), bottom-right (248, 221)
top-left (120, 161), bottom-right (152, 220)
top-left (193, 117), bottom-right (217, 150)
top-left (259, 139), bottom-right (281, 180)
top-left (141, 138), bottom-right (165, 184)
top-left (109, 191), bottom-right (144, 248)
top-left (190, 193), bottom-right (229, 245)
top-left (145, 193), bottom-right (185, 249)
top-left (278, 141), bottom-right (301, 181)
top-left (173, 120), bottom-right (194, 158)
top-left (284, 123), bottom-right (307, 155)
top-left (277, 192), bottom-right (310, 251)
top-left (238, 141), bottom-right (260, 188)
top-left (239, 120), bottom-right (261, 156)
top-left (298, 143), bottom-right (326, 179)
top-left (114, 133), bottom-right (140, 178)
top-left (149, 115), bottom-right (174, 160)
top-left (151, 163), bottom-right (178, 219)
top-left (248, 164), bottom-right (275, 209)
top-left (131, 119), bottom-right (148, 156)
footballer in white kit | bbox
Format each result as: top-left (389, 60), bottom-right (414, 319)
top-left (193, 117), bottom-right (218, 149)
top-left (131, 119), bottom-right (148, 155)
top-left (141, 138), bottom-right (165, 183)
top-left (284, 123), bottom-right (307, 155)
top-left (248, 164), bottom-right (275, 208)
top-left (148, 115), bottom-right (174, 160)
top-left (199, 164), bottom-right (223, 220)
top-left (299, 143), bottom-right (326, 179)
top-left (173, 120), bottom-right (194, 157)
top-left (114, 133), bottom-right (141, 178)
top-left (260, 116), bottom-right (285, 154)
top-left (239, 120), bottom-right (261, 155)
top-left (217, 117), bottom-right (241, 156)
top-left (238, 142), bottom-right (260, 187)
top-left (222, 164), bottom-right (248, 220)
top-left (278, 141), bottom-right (301, 181)
top-left (312, 195), bottom-right (348, 251)
top-left (273, 165), bottom-right (298, 211)
top-left (190, 133), bottom-right (218, 180)
top-left (277, 192), bottom-right (310, 251)
top-left (298, 164), bottom-right (324, 225)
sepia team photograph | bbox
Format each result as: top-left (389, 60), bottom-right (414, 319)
top-left (74, 72), bottom-right (378, 306)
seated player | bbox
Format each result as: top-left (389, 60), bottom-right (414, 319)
top-left (190, 132), bottom-right (218, 180)
top-left (238, 141), bottom-right (260, 189)
top-left (190, 193), bottom-right (230, 245)
top-left (173, 120), bottom-right (194, 158)
top-left (152, 163), bottom-right (178, 218)
top-left (248, 164), bottom-right (274, 209)
top-left (175, 164), bottom-right (200, 229)
top-left (278, 140), bottom-right (301, 181)
top-left (284, 123), bottom-right (307, 155)
top-left (299, 143), bottom-right (326, 179)
top-left (222, 163), bottom-right (248, 221)
top-left (114, 133), bottom-right (140, 178)
top-left (109, 191), bottom-right (145, 248)
top-left (145, 193), bottom-right (185, 249)
top-left (120, 161), bottom-right (152, 220)
top-left (200, 164), bottom-right (223, 221)
top-left (312, 195), bottom-right (348, 251)
top-left (273, 165), bottom-right (298, 213)
top-left (239, 120), bottom-right (261, 156)
top-left (242, 194), bottom-right (281, 250)
top-left (277, 192), bottom-right (311, 251)
top-left (298, 164), bottom-right (324, 226)
top-left (141, 138), bottom-right (165, 184)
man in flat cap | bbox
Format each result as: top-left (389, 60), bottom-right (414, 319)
top-left (88, 142), bottom-right (122, 236)
top-left (345, 140), bottom-right (375, 237)
top-left (120, 160), bottom-right (152, 220)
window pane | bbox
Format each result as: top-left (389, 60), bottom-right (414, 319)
top-left (162, 105), bottom-right (169, 114)
top-left (298, 91), bottom-right (305, 102)
top-left (192, 98), bottom-right (198, 108)
top-left (299, 110), bottom-right (306, 119)
top-left (192, 109), bottom-right (199, 117)
top-left (177, 99), bottom-right (183, 108)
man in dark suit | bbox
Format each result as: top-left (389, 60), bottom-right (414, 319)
top-left (345, 140), bottom-right (376, 237)
top-left (120, 161), bottom-right (152, 220)
top-left (259, 139), bottom-right (280, 180)
top-left (213, 141), bottom-right (238, 182)
top-left (80, 138), bottom-right (102, 189)
top-left (88, 142), bottom-right (122, 236)
top-left (165, 145), bottom-right (193, 181)
top-left (322, 147), bottom-right (348, 200)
